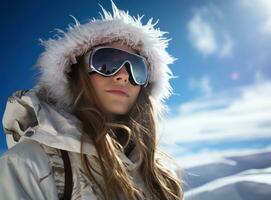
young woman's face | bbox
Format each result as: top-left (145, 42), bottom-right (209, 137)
top-left (89, 42), bottom-right (141, 116)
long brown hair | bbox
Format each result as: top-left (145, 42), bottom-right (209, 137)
top-left (67, 51), bottom-right (183, 199)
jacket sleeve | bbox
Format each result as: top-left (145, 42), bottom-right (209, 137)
top-left (0, 139), bottom-right (59, 200)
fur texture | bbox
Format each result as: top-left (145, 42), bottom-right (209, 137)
top-left (33, 0), bottom-right (176, 116)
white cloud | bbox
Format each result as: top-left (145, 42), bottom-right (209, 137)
top-left (261, 17), bottom-right (271, 35)
top-left (187, 5), bottom-right (234, 58)
top-left (188, 76), bottom-right (213, 96)
top-left (239, 0), bottom-right (271, 37)
top-left (239, 0), bottom-right (271, 14)
top-left (188, 14), bottom-right (217, 56)
top-left (173, 147), bottom-right (271, 168)
top-left (219, 33), bottom-right (234, 58)
top-left (159, 74), bottom-right (271, 145)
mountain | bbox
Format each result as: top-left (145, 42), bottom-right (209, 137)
top-left (181, 151), bottom-right (271, 200)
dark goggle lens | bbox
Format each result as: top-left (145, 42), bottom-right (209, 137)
top-left (91, 48), bottom-right (148, 85)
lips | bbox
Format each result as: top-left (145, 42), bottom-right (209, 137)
top-left (106, 89), bottom-right (129, 97)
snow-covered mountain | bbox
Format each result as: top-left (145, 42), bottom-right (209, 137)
top-left (182, 151), bottom-right (271, 200)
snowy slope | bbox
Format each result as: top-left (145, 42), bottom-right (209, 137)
top-left (182, 151), bottom-right (271, 200)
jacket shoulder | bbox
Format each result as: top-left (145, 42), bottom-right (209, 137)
top-left (1, 139), bottom-right (52, 177)
top-left (0, 139), bottom-right (59, 200)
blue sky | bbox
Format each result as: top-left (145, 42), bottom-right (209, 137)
top-left (1, 0), bottom-right (271, 166)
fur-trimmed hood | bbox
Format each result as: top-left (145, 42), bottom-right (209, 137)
top-left (33, 1), bottom-right (176, 116)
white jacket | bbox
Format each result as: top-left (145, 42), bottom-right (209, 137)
top-left (0, 89), bottom-right (149, 200)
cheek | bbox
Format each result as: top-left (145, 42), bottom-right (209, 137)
top-left (131, 86), bottom-right (141, 102)
top-left (89, 74), bottom-right (104, 89)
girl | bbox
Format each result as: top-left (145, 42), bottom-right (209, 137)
top-left (0, 2), bottom-right (183, 200)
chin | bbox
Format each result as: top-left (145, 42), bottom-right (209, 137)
top-left (106, 107), bottom-right (130, 115)
top-left (110, 110), bottom-right (128, 115)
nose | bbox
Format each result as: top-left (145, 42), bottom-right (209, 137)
top-left (113, 63), bottom-right (130, 84)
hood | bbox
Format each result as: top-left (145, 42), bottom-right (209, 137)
top-left (33, 1), bottom-right (176, 117)
top-left (2, 89), bottom-right (86, 151)
top-left (2, 89), bottom-right (142, 170)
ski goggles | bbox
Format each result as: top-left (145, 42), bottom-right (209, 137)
top-left (85, 46), bottom-right (149, 86)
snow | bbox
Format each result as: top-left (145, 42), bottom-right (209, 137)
top-left (181, 151), bottom-right (271, 200)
